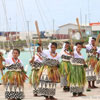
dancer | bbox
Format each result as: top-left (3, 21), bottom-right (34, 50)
top-left (69, 42), bottom-right (87, 97)
top-left (2, 49), bottom-right (28, 100)
top-left (38, 42), bottom-right (60, 100)
top-left (94, 47), bottom-right (100, 84)
top-left (85, 37), bottom-right (98, 89)
top-left (60, 41), bottom-right (72, 92)
top-left (0, 52), bottom-right (5, 76)
top-left (29, 44), bottom-right (44, 97)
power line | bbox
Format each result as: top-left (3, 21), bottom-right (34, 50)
top-left (34, 0), bottom-right (46, 30)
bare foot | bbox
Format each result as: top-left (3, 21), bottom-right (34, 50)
top-left (88, 85), bottom-right (92, 89)
top-left (92, 86), bottom-right (98, 89)
top-left (34, 94), bottom-right (38, 97)
top-left (78, 94), bottom-right (86, 96)
top-left (50, 96), bottom-right (57, 100)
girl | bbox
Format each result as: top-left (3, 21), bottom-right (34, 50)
top-left (69, 42), bottom-right (87, 97)
top-left (60, 41), bottom-right (72, 92)
top-left (38, 42), bottom-right (60, 100)
top-left (0, 52), bottom-right (5, 76)
top-left (85, 37), bottom-right (98, 89)
top-left (2, 49), bottom-right (27, 100)
top-left (29, 45), bottom-right (44, 97)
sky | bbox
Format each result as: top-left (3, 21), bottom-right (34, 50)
top-left (0, 0), bottom-right (100, 32)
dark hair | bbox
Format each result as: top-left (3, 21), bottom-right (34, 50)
top-left (75, 42), bottom-right (83, 46)
top-left (65, 41), bottom-right (70, 44)
top-left (37, 43), bottom-right (41, 46)
top-left (37, 46), bottom-right (43, 51)
top-left (37, 43), bottom-right (43, 51)
top-left (51, 42), bottom-right (57, 48)
top-left (37, 47), bottom-right (40, 51)
top-left (13, 49), bottom-right (20, 55)
top-left (92, 37), bottom-right (96, 41)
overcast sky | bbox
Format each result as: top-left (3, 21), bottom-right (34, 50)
top-left (0, 0), bottom-right (100, 32)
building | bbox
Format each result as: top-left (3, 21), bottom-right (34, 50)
top-left (56, 23), bottom-right (92, 39)
top-left (5, 32), bottom-right (20, 41)
top-left (89, 22), bottom-right (100, 37)
top-left (0, 31), bottom-right (20, 41)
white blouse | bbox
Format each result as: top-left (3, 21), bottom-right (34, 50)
top-left (86, 44), bottom-right (93, 51)
top-left (60, 50), bottom-right (70, 56)
top-left (5, 58), bottom-right (23, 66)
top-left (43, 50), bottom-right (60, 61)
top-left (34, 53), bottom-right (43, 63)
top-left (74, 51), bottom-right (84, 59)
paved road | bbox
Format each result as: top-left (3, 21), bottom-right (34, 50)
top-left (0, 83), bottom-right (100, 100)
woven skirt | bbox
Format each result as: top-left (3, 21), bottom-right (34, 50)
top-left (38, 66), bottom-right (60, 96)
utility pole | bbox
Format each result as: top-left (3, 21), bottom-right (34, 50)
top-left (80, 8), bottom-right (82, 26)
top-left (26, 21), bottom-right (30, 41)
top-left (88, 0), bottom-right (91, 24)
top-left (53, 19), bottom-right (55, 34)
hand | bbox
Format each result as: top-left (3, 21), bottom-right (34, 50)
top-left (0, 52), bottom-right (3, 56)
top-left (93, 46), bottom-right (97, 50)
top-left (30, 56), bottom-right (35, 63)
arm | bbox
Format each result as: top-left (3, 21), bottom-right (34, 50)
top-left (97, 53), bottom-right (100, 60)
top-left (70, 52), bottom-right (74, 56)
top-left (82, 45), bottom-right (86, 48)
top-left (29, 56), bottom-right (35, 64)
top-left (0, 52), bottom-right (5, 61)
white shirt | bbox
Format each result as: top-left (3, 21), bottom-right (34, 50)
top-left (74, 51), bottom-right (84, 59)
top-left (34, 53), bottom-right (43, 63)
top-left (43, 50), bottom-right (60, 61)
top-left (60, 50), bottom-right (70, 56)
top-left (86, 44), bottom-right (93, 51)
top-left (5, 58), bottom-right (23, 66)
top-left (74, 46), bottom-right (77, 51)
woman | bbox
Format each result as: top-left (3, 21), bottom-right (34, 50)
top-left (0, 52), bottom-right (5, 76)
top-left (29, 45), bottom-right (44, 96)
top-left (85, 37), bottom-right (98, 89)
top-left (69, 42), bottom-right (87, 97)
top-left (94, 47), bottom-right (100, 84)
top-left (60, 41), bottom-right (72, 92)
top-left (38, 42), bottom-right (60, 100)
top-left (2, 49), bottom-right (28, 100)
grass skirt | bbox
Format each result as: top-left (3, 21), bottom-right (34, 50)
top-left (94, 60), bottom-right (100, 84)
top-left (86, 56), bottom-right (97, 81)
top-left (2, 71), bottom-right (27, 99)
top-left (59, 61), bottom-right (71, 87)
top-left (29, 69), bottom-right (40, 94)
top-left (86, 56), bottom-right (97, 68)
top-left (69, 65), bottom-right (86, 86)
top-left (69, 64), bottom-right (86, 93)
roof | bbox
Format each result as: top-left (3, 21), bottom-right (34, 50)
top-left (59, 23), bottom-right (77, 28)
top-left (59, 23), bottom-right (91, 28)
top-left (90, 22), bottom-right (100, 26)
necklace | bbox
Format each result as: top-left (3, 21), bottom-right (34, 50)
top-left (12, 58), bottom-right (20, 63)
top-left (50, 52), bottom-right (57, 58)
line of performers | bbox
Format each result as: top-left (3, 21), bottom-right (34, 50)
top-left (0, 37), bottom-right (100, 100)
